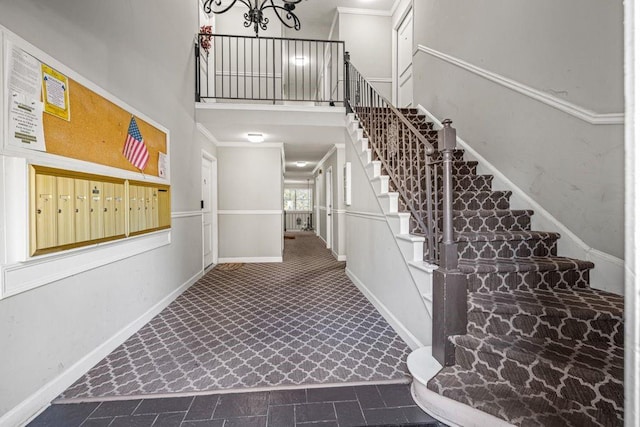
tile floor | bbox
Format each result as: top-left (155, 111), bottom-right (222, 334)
top-left (29, 384), bottom-right (446, 427)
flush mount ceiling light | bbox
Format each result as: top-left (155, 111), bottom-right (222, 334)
top-left (295, 161), bottom-right (307, 167)
top-left (247, 133), bottom-right (264, 143)
top-left (203, 0), bottom-right (304, 37)
top-left (293, 56), bottom-right (308, 66)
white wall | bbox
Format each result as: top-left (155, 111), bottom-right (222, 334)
top-left (0, 0), bottom-right (216, 424)
top-left (344, 129), bottom-right (430, 346)
top-left (412, 0), bottom-right (624, 260)
top-left (217, 145), bottom-right (283, 261)
top-left (339, 12), bottom-right (393, 100)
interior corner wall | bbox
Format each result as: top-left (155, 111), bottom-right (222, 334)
top-left (412, 0), bottom-right (624, 260)
top-left (338, 13), bottom-right (392, 100)
top-left (217, 146), bottom-right (283, 261)
top-left (0, 0), bottom-right (217, 423)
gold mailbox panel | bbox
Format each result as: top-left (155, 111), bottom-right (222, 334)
top-left (34, 174), bottom-right (57, 250)
top-left (75, 179), bottom-right (91, 243)
top-left (30, 166), bottom-right (169, 256)
top-left (89, 181), bottom-right (104, 240)
top-left (56, 177), bottom-right (75, 246)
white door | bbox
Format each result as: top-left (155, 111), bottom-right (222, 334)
top-left (326, 167), bottom-right (333, 249)
top-left (315, 175), bottom-right (321, 236)
top-left (202, 154), bottom-right (217, 270)
top-left (397, 10), bottom-right (413, 108)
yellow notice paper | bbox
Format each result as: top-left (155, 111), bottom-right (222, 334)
top-left (41, 63), bottom-right (70, 121)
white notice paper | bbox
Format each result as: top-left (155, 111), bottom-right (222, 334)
top-left (158, 152), bottom-right (168, 178)
top-left (6, 42), bottom-right (46, 151)
top-left (7, 42), bottom-right (41, 100)
top-left (9, 92), bottom-right (46, 151)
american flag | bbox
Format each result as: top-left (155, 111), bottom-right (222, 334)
top-left (123, 116), bottom-right (149, 170)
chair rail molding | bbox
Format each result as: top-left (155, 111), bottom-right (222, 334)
top-left (416, 44), bottom-right (624, 125)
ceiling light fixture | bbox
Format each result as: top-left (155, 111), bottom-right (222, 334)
top-left (293, 56), bottom-right (308, 66)
top-left (247, 133), bottom-right (264, 143)
top-left (295, 161), bottom-right (307, 167)
top-left (203, 0), bottom-right (304, 37)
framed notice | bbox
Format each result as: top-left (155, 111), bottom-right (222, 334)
top-left (41, 63), bottom-right (70, 121)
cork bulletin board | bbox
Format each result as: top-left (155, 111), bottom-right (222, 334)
top-left (42, 79), bottom-right (167, 177)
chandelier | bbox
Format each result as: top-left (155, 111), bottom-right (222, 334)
top-left (203, 0), bottom-right (304, 37)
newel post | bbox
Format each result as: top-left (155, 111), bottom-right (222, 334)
top-left (432, 119), bottom-right (468, 367)
top-left (344, 51), bottom-right (351, 113)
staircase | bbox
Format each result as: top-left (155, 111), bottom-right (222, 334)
top-left (350, 105), bottom-right (624, 426)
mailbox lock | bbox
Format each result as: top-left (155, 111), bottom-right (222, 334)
top-left (37, 209), bottom-right (42, 214)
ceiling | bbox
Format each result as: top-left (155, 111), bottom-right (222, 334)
top-left (200, 0), bottom-right (397, 178)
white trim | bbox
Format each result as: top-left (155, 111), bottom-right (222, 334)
top-left (318, 206), bottom-right (327, 211)
top-left (337, 7), bottom-right (393, 17)
top-left (196, 123), bottom-right (219, 146)
top-left (8, 270), bottom-right (203, 427)
top-left (346, 267), bottom-right (423, 350)
top-left (1, 230), bottom-right (172, 300)
top-left (216, 141), bottom-right (284, 149)
top-left (332, 251), bottom-right (347, 262)
top-left (331, 209), bottom-right (347, 214)
top-left (172, 211), bottom-right (202, 219)
top-left (367, 77), bottom-right (393, 84)
top-left (346, 210), bottom-right (386, 222)
top-left (415, 45), bottom-right (624, 125)
top-left (390, 0), bottom-right (403, 17)
top-left (218, 256), bottom-right (282, 263)
top-left (218, 210), bottom-right (283, 215)
top-left (312, 146), bottom-right (337, 175)
top-left (417, 104), bottom-right (625, 293)
top-left (195, 102), bottom-right (345, 115)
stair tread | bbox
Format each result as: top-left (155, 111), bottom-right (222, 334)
top-left (458, 256), bottom-right (594, 273)
top-left (469, 287), bottom-right (624, 319)
top-left (453, 209), bottom-right (533, 217)
top-left (456, 231), bottom-right (559, 242)
top-left (427, 365), bottom-right (622, 427)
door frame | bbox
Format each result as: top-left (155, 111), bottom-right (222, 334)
top-left (326, 166), bottom-right (333, 249)
top-left (392, 3), bottom-right (413, 106)
top-left (201, 150), bottom-right (218, 271)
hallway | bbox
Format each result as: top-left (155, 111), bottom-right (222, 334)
top-left (59, 233), bottom-right (412, 402)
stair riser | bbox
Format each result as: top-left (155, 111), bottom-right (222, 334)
top-left (449, 192), bottom-right (512, 211)
top-left (452, 213), bottom-right (532, 233)
top-left (435, 163), bottom-right (478, 176)
top-left (453, 345), bottom-right (623, 414)
top-left (389, 175), bottom-right (493, 194)
top-left (458, 238), bottom-right (558, 260)
top-left (466, 269), bottom-right (592, 293)
top-left (467, 312), bottom-right (624, 347)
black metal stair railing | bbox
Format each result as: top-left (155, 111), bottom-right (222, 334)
top-left (344, 55), bottom-right (467, 367)
top-left (343, 58), bottom-right (440, 264)
top-left (196, 33), bottom-right (345, 104)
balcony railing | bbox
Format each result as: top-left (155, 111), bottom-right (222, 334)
top-left (284, 211), bottom-right (313, 232)
top-left (196, 34), bottom-right (345, 104)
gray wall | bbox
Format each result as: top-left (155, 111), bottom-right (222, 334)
top-left (0, 0), bottom-right (216, 421)
top-left (217, 146), bottom-right (283, 260)
top-left (412, 0), bottom-right (624, 259)
top-left (344, 131), bottom-right (430, 345)
top-left (339, 12), bottom-right (392, 100)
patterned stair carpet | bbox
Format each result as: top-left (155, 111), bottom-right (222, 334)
top-left (355, 108), bottom-right (624, 427)
top-left (58, 232), bottom-right (411, 402)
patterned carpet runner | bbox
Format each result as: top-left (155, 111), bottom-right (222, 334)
top-left (58, 233), bottom-right (411, 401)
top-left (356, 108), bottom-right (624, 427)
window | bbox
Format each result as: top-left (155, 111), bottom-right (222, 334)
top-left (284, 189), bottom-right (311, 211)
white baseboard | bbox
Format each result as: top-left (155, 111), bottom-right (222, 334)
top-left (218, 257), bottom-right (283, 263)
top-left (331, 250), bottom-right (347, 262)
top-left (416, 104), bottom-right (625, 295)
top-left (346, 268), bottom-right (424, 350)
top-left (5, 269), bottom-right (204, 427)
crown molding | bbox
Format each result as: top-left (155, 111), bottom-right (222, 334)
top-left (337, 7), bottom-right (392, 17)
